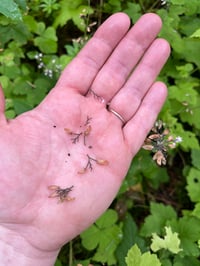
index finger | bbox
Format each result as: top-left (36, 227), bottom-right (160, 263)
top-left (56, 13), bottom-right (131, 94)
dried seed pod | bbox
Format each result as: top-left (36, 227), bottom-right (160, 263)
top-left (84, 125), bottom-right (92, 136)
top-left (96, 159), bottom-right (109, 165)
top-left (77, 168), bottom-right (87, 174)
top-left (58, 196), bottom-right (75, 203)
top-left (61, 197), bottom-right (75, 202)
top-left (142, 144), bottom-right (154, 151)
top-left (64, 128), bottom-right (73, 134)
top-left (148, 134), bottom-right (160, 140)
top-left (48, 185), bottom-right (60, 190)
top-left (163, 128), bottom-right (170, 135)
top-left (153, 150), bottom-right (166, 166)
top-left (167, 135), bottom-right (174, 142)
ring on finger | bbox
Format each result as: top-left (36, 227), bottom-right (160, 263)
top-left (107, 104), bottom-right (126, 126)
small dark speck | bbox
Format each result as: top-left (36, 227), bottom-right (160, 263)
top-left (194, 177), bottom-right (199, 183)
top-left (68, 153), bottom-right (71, 156)
top-left (88, 145), bottom-right (93, 149)
top-left (53, 125), bottom-right (56, 128)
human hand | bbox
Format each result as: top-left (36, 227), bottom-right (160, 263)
top-left (0, 13), bottom-right (170, 265)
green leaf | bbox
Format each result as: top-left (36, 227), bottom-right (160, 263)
top-left (95, 208), bottom-right (118, 228)
top-left (125, 244), bottom-right (141, 266)
top-left (151, 226), bottom-right (182, 254)
top-left (81, 209), bottom-right (122, 265)
top-left (174, 255), bottom-right (200, 266)
top-left (3, 65), bottom-right (21, 79)
top-left (180, 16), bottom-right (200, 36)
top-left (140, 252), bottom-right (161, 266)
top-left (0, 22), bottom-right (30, 46)
top-left (179, 96), bottom-right (200, 130)
top-left (23, 15), bottom-right (38, 33)
top-left (123, 2), bottom-right (141, 23)
top-left (53, 0), bottom-right (93, 31)
top-left (0, 76), bottom-right (10, 91)
top-left (168, 82), bottom-right (198, 106)
top-left (5, 109), bottom-right (16, 119)
top-left (191, 149), bottom-right (200, 170)
top-left (81, 224), bottom-right (99, 250)
top-left (178, 37), bottom-right (200, 69)
top-left (176, 63), bottom-right (194, 78)
top-left (140, 203), bottom-right (177, 237)
top-left (54, 258), bottom-right (62, 266)
top-left (192, 202), bottom-right (200, 219)
top-left (127, 149), bottom-right (169, 189)
top-left (27, 78), bottom-right (51, 106)
top-left (190, 28), bottom-right (200, 38)
top-left (169, 216), bottom-right (200, 257)
top-left (116, 214), bottom-right (145, 266)
top-left (171, 123), bottom-right (199, 151)
top-left (0, 0), bottom-right (22, 20)
top-left (92, 224), bottom-right (122, 265)
top-left (157, 9), bottom-right (184, 53)
top-left (34, 26), bottom-right (57, 53)
top-left (103, 0), bottom-right (122, 13)
top-left (15, 0), bottom-right (27, 11)
top-left (186, 167), bottom-right (200, 202)
top-left (125, 244), bottom-right (161, 266)
top-left (35, 22), bottom-right (46, 35)
top-left (182, 0), bottom-right (200, 16)
top-left (13, 99), bottom-right (32, 115)
top-left (71, 5), bottom-right (93, 31)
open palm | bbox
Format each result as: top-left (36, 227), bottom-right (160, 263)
top-left (0, 13), bottom-right (170, 263)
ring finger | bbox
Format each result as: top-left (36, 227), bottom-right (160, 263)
top-left (107, 38), bottom-right (170, 124)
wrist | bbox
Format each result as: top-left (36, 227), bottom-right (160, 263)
top-left (0, 225), bottom-right (59, 266)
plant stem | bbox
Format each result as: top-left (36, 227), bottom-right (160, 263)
top-left (69, 241), bottom-right (73, 266)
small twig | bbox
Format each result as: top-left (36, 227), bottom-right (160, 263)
top-left (64, 128), bottom-right (83, 144)
top-left (71, 132), bottom-right (83, 144)
top-left (84, 115), bottom-right (92, 126)
top-left (78, 154), bottom-right (109, 174)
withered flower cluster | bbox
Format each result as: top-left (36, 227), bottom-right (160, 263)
top-left (142, 120), bottom-right (182, 166)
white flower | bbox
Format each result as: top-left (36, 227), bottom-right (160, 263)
top-left (161, 0), bottom-right (167, 5)
top-left (38, 62), bottom-right (44, 69)
top-left (175, 136), bottom-right (182, 143)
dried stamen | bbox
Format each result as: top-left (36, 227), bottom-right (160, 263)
top-left (48, 185), bottom-right (75, 203)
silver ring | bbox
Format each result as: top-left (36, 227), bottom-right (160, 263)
top-left (107, 105), bottom-right (126, 125)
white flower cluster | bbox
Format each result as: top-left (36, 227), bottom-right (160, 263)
top-left (34, 53), bottom-right (61, 78)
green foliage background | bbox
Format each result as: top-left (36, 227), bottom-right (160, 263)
top-left (1, 0), bottom-right (200, 265)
